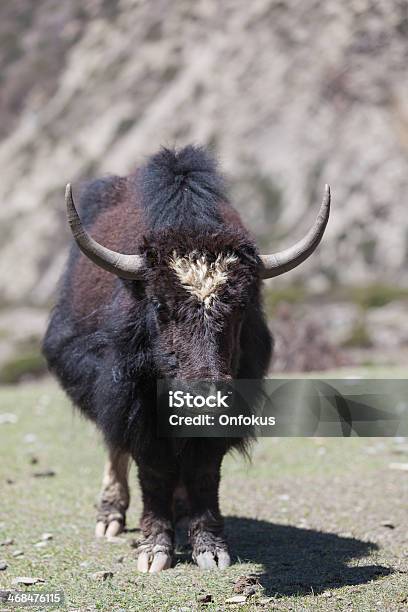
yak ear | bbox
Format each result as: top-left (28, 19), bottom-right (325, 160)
top-left (141, 243), bottom-right (160, 267)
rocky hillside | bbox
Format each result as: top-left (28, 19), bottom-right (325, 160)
top-left (1, 0), bottom-right (408, 310)
top-left (2, 0), bottom-right (408, 381)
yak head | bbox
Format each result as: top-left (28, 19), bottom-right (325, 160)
top-left (64, 183), bottom-right (330, 380)
top-left (139, 230), bottom-right (261, 379)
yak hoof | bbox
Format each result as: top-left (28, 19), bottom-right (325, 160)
top-left (95, 521), bottom-right (107, 538)
top-left (95, 517), bottom-right (124, 538)
top-left (137, 543), bottom-right (173, 573)
top-left (192, 533), bottom-right (231, 570)
top-left (196, 551), bottom-right (217, 569)
top-left (137, 551), bottom-right (150, 572)
top-left (195, 548), bottom-right (231, 570)
top-left (217, 550), bottom-right (231, 569)
top-left (149, 551), bottom-right (172, 573)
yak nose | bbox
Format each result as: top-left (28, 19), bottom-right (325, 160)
top-left (210, 374), bottom-right (233, 381)
top-left (191, 369), bottom-right (233, 382)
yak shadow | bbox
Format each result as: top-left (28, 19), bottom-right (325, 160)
top-left (220, 516), bottom-right (392, 597)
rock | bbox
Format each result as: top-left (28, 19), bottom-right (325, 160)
top-left (12, 577), bottom-right (45, 585)
top-left (23, 434), bottom-right (37, 443)
top-left (91, 571), bottom-right (114, 581)
top-left (392, 446), bottom-right (408, 455)
top-left (0, 413), bottom-right (17, 424)
top-left (34, 541), bottom-right (47, 548)
top-left (225, 595), bottom-right (247, 604)
top-left (389, 463), bottom-right (408, 471)
top-left (381, 521), bottom-right (395, 529)
top-left (244, 585), bottom-right (259, 597)
top-left (32, 470), bottom-right (56, 478)
top-left (233, 574), bottom-right (260, 593)
top-left (0, 538), bottom-right (14, 546)
top-left (41, 533), bottom-right (53, 541)
top-left (12, 550), bottom-right (24, 557)
top-left (0, 560), bottom-right (7, 570)
top-left (197, 594), bottom-right (212, 603)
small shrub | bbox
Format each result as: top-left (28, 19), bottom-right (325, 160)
top-left (342, 321), bottom-right (373, 348)
top-left (264, 285), bottom-right (307, 317)
top-left (347, 284), bottom-right (408, 309)
top-left (0, 351), bottom-right (47, 385)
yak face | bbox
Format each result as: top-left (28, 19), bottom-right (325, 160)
top-left (141, 230), bottom-right (260, 380)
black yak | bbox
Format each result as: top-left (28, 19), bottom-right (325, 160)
top-left (43, 145), bottom-right (330, 572)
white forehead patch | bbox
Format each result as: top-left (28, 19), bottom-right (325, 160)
top-left (169, 251), bottom-right (238, 308)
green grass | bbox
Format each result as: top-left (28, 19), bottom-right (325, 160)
top-left (0, 380), bottom-right (407, 611)
top-left (270, 364), bottom-right (408, 379)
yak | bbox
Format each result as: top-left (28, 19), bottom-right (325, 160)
top-left (43, 145), bottom-right (330, 573)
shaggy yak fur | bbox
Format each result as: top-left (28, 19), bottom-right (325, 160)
top-left (43, 145), bottom-right (272, 571)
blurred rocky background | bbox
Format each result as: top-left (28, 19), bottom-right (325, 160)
top-left (1, 0), bottom-right (408, 382)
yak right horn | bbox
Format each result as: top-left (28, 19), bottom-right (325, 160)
top-left (259, 184), bottom-right (331, 279)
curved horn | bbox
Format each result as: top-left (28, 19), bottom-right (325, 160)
top-left (65, 183), bottom-right (145, 280)
top-left (260, 184), bottom-right (331, 279)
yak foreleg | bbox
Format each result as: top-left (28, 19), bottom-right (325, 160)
top-left (136, 463), bottom-right (177, 573)
top-left (95, 448), bottom-right (130, 538)
top-left (184, 451), bottom-right (231, 570)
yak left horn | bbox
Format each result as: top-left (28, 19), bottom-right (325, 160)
top-left (259, 184), bottom-right (331, 279)
top-left (65, 184), bottom-right (145, 280)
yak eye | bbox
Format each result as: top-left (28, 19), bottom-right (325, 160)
top-left (152, 299), bottom-right (169, 322)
